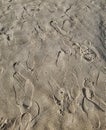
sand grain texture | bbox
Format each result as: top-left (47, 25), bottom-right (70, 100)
top-left (0, 0), bottom-right (106, 130)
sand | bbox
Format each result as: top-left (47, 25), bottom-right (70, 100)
top-left (0, 0), bottom-right (106, 130)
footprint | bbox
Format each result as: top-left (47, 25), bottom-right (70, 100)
top-left (80, 45), bottom-right (96, 62)
top-left (82, 96), bottom-right (94, 115)
top-left (13, 72), bottom-right (26, 89)
top-left (82, 87), bottom-right (105, 112)
top-left (62, 19), bottom-right (74, 33)
top-left (30, 101), bottom-right (40, 128)
top-left (83, 78), bottom-right (106, 112)
top-left (88, 111), bottom-right (101, 129)
top-left (91, 95), bottom-right (106, 112)
top-left (67, 100), bottom-right (77, 114)
top-left (50, 20), bottom-right (66, 36)
top-left (13, 71), bottom-right (35, 115)
top-left (83, 78), bottom-right (94, 89)
top-left (26, 51), bottom-right (35, 71)
top-left (70, 73), bottom-right (80, 100)
top-left (23, 79), bottom-right (34, 109)
top-left (52, 88), bottom-right (66, 115)
top-left (81, 88), bottom-right (101, 129)
top-left (72, 42), bottom-right (80, 58)
top-left (55, 50), bottom-right (65, 70)
top-left (13, 72), bottom-right (26, 106)
top-left (20, 112), bottom-right (31, 130)
top-left (62, 111), bottom-right (75, 129)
